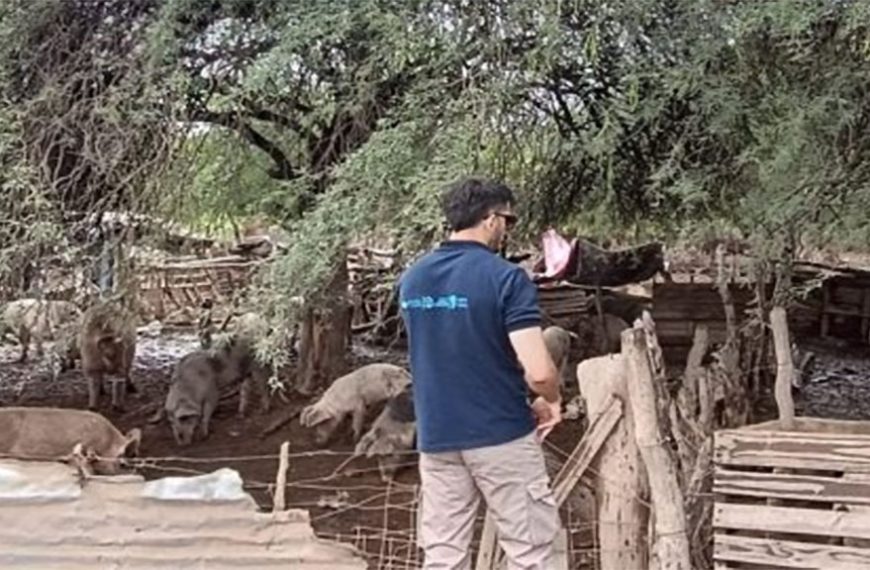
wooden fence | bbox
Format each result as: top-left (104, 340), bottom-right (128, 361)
top-left (714, 417), bottom-right (870, 569)
top-left (135, 256), bottom-right (263, 323)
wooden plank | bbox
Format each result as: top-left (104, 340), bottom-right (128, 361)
top-left (714, 468), bottom-right (870, 505)
top-left (474, 514), bottom-right (499, 570)
top-left (741, 417), bottom-right (870, 435)
top-left (550, 529), bottom-right (569, 570)
top-left (715, 503), bottom-right (870, 540)
top-left (715, 534), bottom-right (870, 569)
top-left (822, 283), bottom-right (832, 337)
top-left (821, 304), bottom-right (870, 319)
top-left (862, 290), bottom-right (870, 342)
top-left (552, 395), bottom-right (624, 504)
top-left (715, 429), bottom-right (870, 472)
top-left (833, 284), bottom-right (865, 307)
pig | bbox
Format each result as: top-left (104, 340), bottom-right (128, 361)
top-left (211, 311), bottom-right (272, 416)
top-left (0, 406), bottom-right (140, 475)
top-left (354, 386), bottom-right (416, 482)
top-left (79, 301), bottom-right (137, 410)
top-left (543, 325), bottom-right (575, 387)
top-left (601, 314), bottom-right (630, 352)
top-left (1, 299), bottom-right (82, 362)
top-left (163, 351), bottom-right (220, 446)
top-left (47, 319), bottom-right (81, 381)
top-left (301, 363), bottom-right (412, 445)
top-left (577, 313), bottom-right (630, 356)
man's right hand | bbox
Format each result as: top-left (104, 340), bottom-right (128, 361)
top-left (531, 395), bottom-right (562, 441)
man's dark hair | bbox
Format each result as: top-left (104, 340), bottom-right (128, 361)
top-left (441, 177), bottom-right (515, 232)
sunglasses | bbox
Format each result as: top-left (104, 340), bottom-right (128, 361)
top-left (491, 211), bottom-right (518, 228)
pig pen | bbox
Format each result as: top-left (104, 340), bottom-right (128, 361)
top-left (0, 329), bottom-right (595, 570)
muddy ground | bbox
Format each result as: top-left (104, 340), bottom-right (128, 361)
top-left (0, 330), bottom-right (591, 569)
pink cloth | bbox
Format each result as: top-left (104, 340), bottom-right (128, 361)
top-left (540, 228), bottom-right (576, 279)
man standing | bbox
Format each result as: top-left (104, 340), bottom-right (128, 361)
top-left (398, 177), bottom-right (563, 570)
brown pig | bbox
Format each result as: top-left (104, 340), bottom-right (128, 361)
top-left (354, 386), bottom-right (416, 482)
top-left (301, 363), bottom-right (411, 445)
top-left (1, 299), bottom-right (82, 362)
top-left (211, 311), bottom-right (272, 416)
top-left (543, 325), bottom-right (575, 387)
top-left (79, 301), bottom-right (137, 410)
top-left (0, 407), bottom-right (140, 475)
top-left (47, 319), bottom-right (81, 381)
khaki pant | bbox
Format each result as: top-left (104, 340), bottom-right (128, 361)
top-left (418, 431), bottom-right (560, 570)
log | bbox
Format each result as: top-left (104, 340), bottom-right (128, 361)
top-left (577, 354), bottom-right (649, 570)
top-left (623, 325), bottom-right (691, 570)
top-left (770, 307), bottom-right (796, 429)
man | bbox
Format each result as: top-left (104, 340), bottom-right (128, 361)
top-left (398, 177), bottom-right (563, 570)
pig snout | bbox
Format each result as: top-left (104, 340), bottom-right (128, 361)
top-left (170, 414), bottom-right (199, 446)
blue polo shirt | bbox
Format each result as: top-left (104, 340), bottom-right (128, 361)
top-left (398, 240), bottom-right (541, 453)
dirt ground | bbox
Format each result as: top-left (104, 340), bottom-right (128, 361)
top-left (3, 320), bottom-right (866, 569)
top-left (0, 330), bottom-right (590, 569)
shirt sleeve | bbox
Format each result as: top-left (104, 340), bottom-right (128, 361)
top-left (500, 266), bottom-right (542, 332)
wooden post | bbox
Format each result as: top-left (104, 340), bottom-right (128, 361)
top-left (623, 327), bottom-right (691, 570)
top-left (474, 515), bottom-right (499, 570)
top-left (683, 324), bottom-right (709, 414)
top-left (273, 441), bottom-right (289, 512)
top-left (770, 307), bottom-right (796, 429)
top-left (820, 282), bottom-right (831, 338)
top-left (577, 354), bottom-right (649, 570)
top-left (861, 289), bottom-right (870, 343)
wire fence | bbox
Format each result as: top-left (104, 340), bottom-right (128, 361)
top-left (0, 441), bottom-right (614, 569)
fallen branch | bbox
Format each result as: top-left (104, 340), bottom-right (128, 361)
top-left (259, 406), bottom-right (303, 438)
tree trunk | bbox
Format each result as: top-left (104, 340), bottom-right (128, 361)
top-left (296, 259), bottom-right (352, 395)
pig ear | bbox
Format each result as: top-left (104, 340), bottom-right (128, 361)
top-left (96, 334), bottom-right (119, 347)
top-left (123, 428), bottom-right (142, 457)
top-left (300, 407), bottom-right (325, 427)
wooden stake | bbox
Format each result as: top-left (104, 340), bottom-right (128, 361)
top-left (579, 355), bottom-right (649, 570)
top-left (770, 307), bottom-right (796, 429)
top-left (273, 441), bottom-right (289, 513)
top-left (623, 326), bottom-right (691, 570)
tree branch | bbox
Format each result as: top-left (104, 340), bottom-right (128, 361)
top-left (191, 109), bottom-right (298, 180)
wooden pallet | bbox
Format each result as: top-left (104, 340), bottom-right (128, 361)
top-left (714, 417), bottom-right (870, 570)
top-left (136, 256), bottom-right (262, 322)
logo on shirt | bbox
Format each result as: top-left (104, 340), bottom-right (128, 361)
top-left (400, 294), bottom-right (469, 311)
